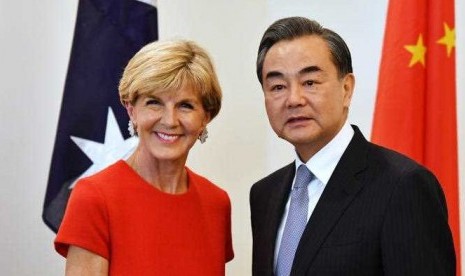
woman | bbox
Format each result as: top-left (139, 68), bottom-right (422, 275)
top-left (55, 39), bottom-right (234, 275)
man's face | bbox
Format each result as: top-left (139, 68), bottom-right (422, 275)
top-left (261, 35), bottom-right (354, 161)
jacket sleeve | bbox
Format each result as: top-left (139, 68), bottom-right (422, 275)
top-left (381, 167), bottom-right (456, 275)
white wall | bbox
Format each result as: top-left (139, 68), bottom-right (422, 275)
top-left (0, 1), bottom-right (76, 275)
top-left (0, 1), bottom-right (463, 275)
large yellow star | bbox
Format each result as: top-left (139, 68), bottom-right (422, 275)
top-left (405, 34), bottom-right (427, 67)
top-left (437, 22), bottom-right (455, 57)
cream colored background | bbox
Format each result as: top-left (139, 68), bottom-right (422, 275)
top-left (0, 0), bottom-right (464, 275)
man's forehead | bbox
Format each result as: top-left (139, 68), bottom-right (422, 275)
top-left (262, 37), bottom-right (333, 80)
top-left (269, 35), bottom-right (328, 52)
top-left (265, 36), bottom-right (329, 60)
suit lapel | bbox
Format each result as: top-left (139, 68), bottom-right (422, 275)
top-left (292, 126), bottom-right (369, 275)
top-left (262, 163), bottom-right (295, 274)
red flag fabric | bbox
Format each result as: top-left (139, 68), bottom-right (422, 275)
top-left (372, 0), bottom-right (460, 273)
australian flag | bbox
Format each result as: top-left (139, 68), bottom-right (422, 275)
top-left (43, 0), bottom-right (158, 232)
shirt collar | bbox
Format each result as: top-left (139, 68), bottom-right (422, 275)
top-left (295, 121), bottom-right (354, 185)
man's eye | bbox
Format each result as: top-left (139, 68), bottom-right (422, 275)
top-left (304, 80), bottom-right (314, 86)
top-left (271, 84), bottom-right (285, 91)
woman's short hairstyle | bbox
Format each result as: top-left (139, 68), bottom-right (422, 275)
top-left (119, 39), bottom-right (222, 120)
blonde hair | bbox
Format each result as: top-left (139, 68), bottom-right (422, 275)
top-left (119, 39), bottom-right (222, 120)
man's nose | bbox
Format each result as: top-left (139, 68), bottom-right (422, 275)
top-left (287, 85), bottom-right (305, 107)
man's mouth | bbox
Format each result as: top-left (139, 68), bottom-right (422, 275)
top-left (286, 116), bottom-right (310, 124)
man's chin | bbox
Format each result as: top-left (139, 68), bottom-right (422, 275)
top-left (281, 132), bottom-right (318, 145)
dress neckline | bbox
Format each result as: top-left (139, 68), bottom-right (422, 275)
top-left (117, 159), bottom-right (196, 198)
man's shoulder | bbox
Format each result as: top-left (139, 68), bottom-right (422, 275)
top-left (252, 162), bottom-right (294, 190)
top-left (366, 142), bottom-right (431, 176)
top-left (346, 125), bottom-right (428, 174)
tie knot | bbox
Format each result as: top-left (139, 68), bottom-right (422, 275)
top-left (294, 165), bottom-right (312, 189)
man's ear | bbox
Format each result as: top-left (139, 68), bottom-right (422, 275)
top-left (342, 73), bottom-right (355, 108)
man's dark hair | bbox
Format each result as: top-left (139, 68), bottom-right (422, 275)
top-left (256, 17), bottom-right (353, 84)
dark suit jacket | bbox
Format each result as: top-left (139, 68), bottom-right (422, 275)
top-left (250, 125), bottom-right (455, 276)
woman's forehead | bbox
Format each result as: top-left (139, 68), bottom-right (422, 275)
top-left (145, 85), bottom-right (202, 100)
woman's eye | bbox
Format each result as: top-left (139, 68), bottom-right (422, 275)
top-left (146, 99), bottom-right (161, 106)
top-left (180, 102), bottom-right (194, 109)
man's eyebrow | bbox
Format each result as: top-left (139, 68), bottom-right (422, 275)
top-left (299, 65), bottom-right (322, 75)
top-left (264, 66), bottom-right (322, 81)
top-left (264, 71), bottom-right (284, 81)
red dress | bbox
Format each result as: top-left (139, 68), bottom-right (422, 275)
top-left (55, 160), bottom-right (234, 275)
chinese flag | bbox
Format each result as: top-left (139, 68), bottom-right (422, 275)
top-left (372, 0), bottom-right (459, 273)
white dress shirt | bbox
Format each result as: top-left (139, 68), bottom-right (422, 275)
top-left (273, 121), bottom-right (355, 269)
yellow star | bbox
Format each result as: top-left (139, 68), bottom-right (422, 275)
top-left (437, 22), bottom-right (455, 57)
top-left (405, 34), bottom-right (427, 67)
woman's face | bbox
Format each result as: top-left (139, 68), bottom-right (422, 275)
top-left (127, 85), bottom-right (210, 163)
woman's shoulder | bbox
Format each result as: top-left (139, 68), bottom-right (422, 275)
top-left (75, 160), bottom-right (131, 190)
top-left (186, 168), bottom-right (229, 199)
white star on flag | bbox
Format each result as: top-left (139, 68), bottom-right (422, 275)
top-left (136, 0), bottom-right (157, 7)
top-left (69, 107), bottom-right (138, 188)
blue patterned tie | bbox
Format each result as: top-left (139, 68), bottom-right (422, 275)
top-left (276, 165), bottom-right (312, 276)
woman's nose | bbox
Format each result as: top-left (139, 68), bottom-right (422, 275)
top-left (160, 107), bottom-right (178, 126)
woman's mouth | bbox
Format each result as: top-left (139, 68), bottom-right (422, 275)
top-left (155, 132), bottom-right (180, 142)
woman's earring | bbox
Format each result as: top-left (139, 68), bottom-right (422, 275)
top-left (198, 128), bottom-right (208, 144)
top-left (128, 121), bottom-right (136, 137)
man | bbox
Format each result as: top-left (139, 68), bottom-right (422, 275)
top-left (250, 17), bottom-right (455, 276)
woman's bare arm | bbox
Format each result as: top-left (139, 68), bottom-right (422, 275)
top-left (65, 246), bottom-right (109, 276)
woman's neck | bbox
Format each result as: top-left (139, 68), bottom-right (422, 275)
top-left (127, 150), bottom-right (188, 194)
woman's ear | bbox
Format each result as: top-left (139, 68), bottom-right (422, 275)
top-left (204, 112), bottom-right (211, 126)
top-left (125, 101), bottom-right (135, 121)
